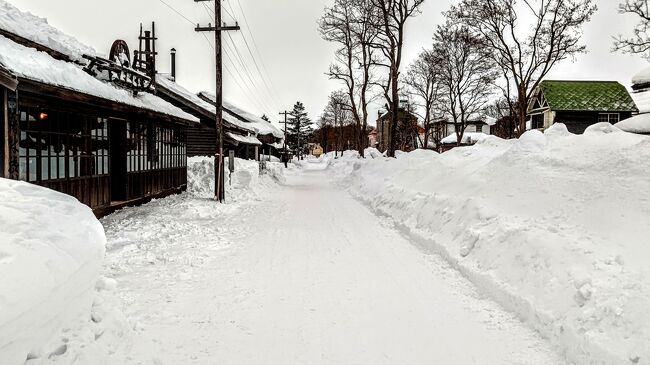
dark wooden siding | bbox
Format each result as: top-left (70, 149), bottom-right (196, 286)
top-left (1, 87), bottom-right (5, 176)
top-left (12, 90), bottom-right (189, 215)
top-left (555, 111), bottom-right (633, 134)
top-left (187, 124), bottom-right (216, 157)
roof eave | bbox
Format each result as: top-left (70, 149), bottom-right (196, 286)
top-left (17, 78), bottom-right (197, 126)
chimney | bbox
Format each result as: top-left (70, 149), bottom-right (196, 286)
top-left (170, 48), bottom-right (177, 81)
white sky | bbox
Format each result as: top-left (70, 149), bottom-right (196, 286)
top-left (7, 0), bottom-right (650, 127)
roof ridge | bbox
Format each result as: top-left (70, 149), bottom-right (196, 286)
top-left (542, 80), bottom-right (622, 84)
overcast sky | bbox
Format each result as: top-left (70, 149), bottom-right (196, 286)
top-left (9, 0), bottom-right (650, 127)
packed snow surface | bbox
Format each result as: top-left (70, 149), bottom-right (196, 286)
top-left (327, 125), bottom-right (650, 365)
top-left (0, 178), bottom-right (107, 364)
top-left (0, 0), bottom-right (96, 61)
top-left (95, 156), bottom-right (564, 364)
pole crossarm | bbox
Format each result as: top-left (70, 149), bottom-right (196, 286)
top-left (195, 25), bottom-right (241, 32)
top-left (193, 0), bottom-right (240, 202)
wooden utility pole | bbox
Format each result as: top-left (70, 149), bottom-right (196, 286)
top-left (279, 111), bottom-right (290, 168)
top-left (194, 0), bottom-right (240, 202)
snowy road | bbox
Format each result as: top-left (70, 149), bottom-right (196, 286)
top-left (103, 161), bottom-right (564, 364)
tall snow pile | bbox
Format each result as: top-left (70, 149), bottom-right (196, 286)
top-left (0, 179), bottom-right (108, 364)
top-left (329, 124), bottom-right (650, 365)
top-left (187, 156), bottom-right (285, 201)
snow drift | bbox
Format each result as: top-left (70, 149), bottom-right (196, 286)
top-left (327, 125), bottom-right (650, 365)
top-left (0, 179), bottom-right (106, 364)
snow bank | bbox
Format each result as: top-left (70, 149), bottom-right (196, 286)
top-left (440, 132), bottom-right (489, 145)
top-left (187, 156), bottom-right (285, 202)
top-left (616, 114), bottom-right (650, 134)
top-left (328, 127), bottom-right (650, 365)
top-left (0, 178), bottom-right (107, 364)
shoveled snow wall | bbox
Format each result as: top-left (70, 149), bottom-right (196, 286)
top-left (329, 124), bottom-right (650, 365)
top-left (187, 156), bottom-right (285, 201)
top-left (0, 179), bottom-right (106, 364)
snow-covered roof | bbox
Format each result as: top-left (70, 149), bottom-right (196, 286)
top-left (632, 66), bottom-right (650, 86)
top-left (615, 114), bottom-right (650, 134)
top-left (155, 74), bottom-right (254, 130)
top-left (0, 35), bottom-right (198, 123)
top-left (0, 0), bottom-right (96, 62)
top-left (483, 116), bottom-right (498, 126)
top-left (226, 132), bottom-right (262, 146)
top-left (440, 132), bottom-right (489, 145)
top-left (630, 90), bottom-right (650, 114)
top-left (200, 91), bottom-right (284, 139)
top-left (270, 141), bottom-right (285, 149)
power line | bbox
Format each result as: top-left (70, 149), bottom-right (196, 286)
top-left (198, 2), bottom-right (274, 116)
top-left (224, 32), bottom-right (276, 114)
top-left (232, 0), bottom-right (283, 107)
top-left (155, 0), bottom-right (196, 26)
top-left (207, 31), bottom-right (271, 114)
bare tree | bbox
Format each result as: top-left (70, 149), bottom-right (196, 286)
top-left (447, 0), bottom-right (597, 136)
top-left (319, 0), bottom-right (377, 157)
top-left (369, 0), bottom-right (424, 157)
top-left (319, 90), bottom-right (352, 156)
top-left (405, 50), bottom-right (442, 149)
top-left (614, 0), bottom-right (650, 58)
top-left (433, 25), bottom-right (498, 146)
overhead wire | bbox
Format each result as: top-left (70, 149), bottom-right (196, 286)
top-left (154, 0), bottom-right (269, 115)
top-left (231, 0), bottom-right (284, 109)
top-left (200, 4), bottom-right (273, 114)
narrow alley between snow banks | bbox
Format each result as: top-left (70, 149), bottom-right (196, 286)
top-left (102, 159), bottom-right (563, 365)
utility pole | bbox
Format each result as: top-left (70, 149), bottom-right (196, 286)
top-left (194, 0), bottom-right (240, 202)
top-left (279, 111), bottom-right (290, 168)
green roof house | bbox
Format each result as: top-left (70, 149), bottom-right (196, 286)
top-left (527, 80), bottom-right (639, 134)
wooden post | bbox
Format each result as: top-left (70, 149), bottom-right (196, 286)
top-left (195, 0), bottom-right (239, 202)
top-left (279, 111), bottom-right (289, 167)
top-left (6, 90), bottom-right (19, 180)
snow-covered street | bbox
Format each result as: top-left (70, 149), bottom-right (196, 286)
top-left (102, 160), bottom-right (563, 364)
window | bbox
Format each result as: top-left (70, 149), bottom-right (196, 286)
top-left (531, 114), bottom-right (544, 129)
top-left (19, 107), bottom-right (109, 182)
top-left (125, 120), bottom-right (186, 173)
top-left (598, 113), bottom-right (620, 124)
top-left (91, 118), bottom-right (109, 175)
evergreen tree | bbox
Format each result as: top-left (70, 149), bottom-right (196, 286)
top-left (287, 101), bottom-right (313, 157)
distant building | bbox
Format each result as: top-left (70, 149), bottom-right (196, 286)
top-left (308, 143), bottom-right (324, 157)
top-left (367, 129), bottom-right (379, 149)
top-left (527, 80), bottom-right (638, 134)
top-left (376, 106), bottom-right (419, 152)
top-left (433, 117), bottom-right (495, 152)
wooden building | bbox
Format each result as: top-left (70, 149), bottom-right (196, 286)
top-left (376, 106), bottom-right (419, 152)
top-left (527, 80), bottom-right (638, 134)
top-left (155, 74), bottom-right (261, 159)
top-left (197, 91), bottom-right (284, 159)
top-left (0, 4), bottom-right (198, 216)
